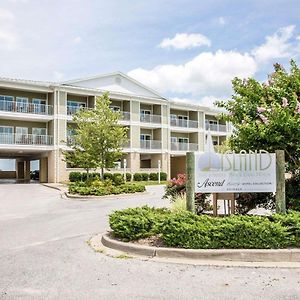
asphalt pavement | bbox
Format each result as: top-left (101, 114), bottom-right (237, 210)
top-left (0, 184), bottom-right (300, 300)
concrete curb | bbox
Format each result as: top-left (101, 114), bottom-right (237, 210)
top-left (101, 233), bottom-right (300, 262)
top-left (64, 191), bottom-right (150, 200)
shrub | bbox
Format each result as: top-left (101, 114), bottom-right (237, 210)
top-left (160, 172), bottom-right (167, 181)
top-left (141, 173), bottom-right (149, 181)
top-left (149, 173), bottom-right (158, 181)
top-left (133, 173), bottom-right (143, 181)
top-left (103, 173), bottom-right (113, 180)
top-left (109, 206), bottom-right (170, 241)
top-left (68, 180), bottom-right (145, 196)
top-left (109, 208), bottom-right (300, 249)
top-left (170, 193), bottom-right (187, 213)
top-left (126, 173), bottom-right (132, 182)
top-left (112, 173), bottom-right (125, 185)
top-left (163, 173), bottom-right (211, 214)
top-left (286, 175), bottom-right (300, 211)
top-left (69, 172), bottom-right (82, 182)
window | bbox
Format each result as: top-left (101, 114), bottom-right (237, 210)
top-left (16, 127), bottom-right (28, 144)
top-left (178, 137), bottom-right (189, 144)
top-left (16, 97), bottom-right (29, 112)
top-left (67, 101), bottom-right (86, 115)
top-left (0, 126), bottom-right (13, 144)
top-left (0, 95), bottom-right (13, 111)
top-left (140, 134), bottom-right (151, 141)
top-left (33, 128), bottom-right (47, 144)
top-left (171, 137), bottom-right (177, 143)
top-left (178, 115), bottom-right (188, 127)
top-left (32, 99), bottom-right (46, 114)
top-left (140, 134), bottom-right (152, 149)
top-left (140, 110), bottom-right (151, 122)
top-left (32, 128), bottom-right (46, 136)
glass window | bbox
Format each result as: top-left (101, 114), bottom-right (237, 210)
top-left (110, 106), bottom-right (121, 112)
top-left (32, 128), bottom-right (46, 136)
top-left (0, 96), bottom-right (13, 111)
top-left (178, 137), bottom-right (189, 143)
top-left (32, 99), bottom-right (46, 114)
top-left (16, 97), bottom-right (29, 113)
top-left (140, 134), bottom-right (151, 141)
top-left (0, 126), bottom-right (13, 144)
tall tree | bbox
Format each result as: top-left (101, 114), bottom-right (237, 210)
top-left (65, 92), bottom-right (128, 178)
top-left (217, 60), bottom-right (300, 174)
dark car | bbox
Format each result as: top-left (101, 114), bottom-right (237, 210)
top-left (30, 170), bottom-right (39, 180)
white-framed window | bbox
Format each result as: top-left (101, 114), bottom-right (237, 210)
top-left (16, 127), bottom-right (28, 143)
top-left (16, 97), bottom-right (29, 113)
top-left (171, 136), bottom-right (177, 143)
top-left (32, 98), bottom-right (46, 114)
top-left (0, 95), bottom-right (14, 102)
top-left (67, 100), bottom-right (86, 108)
top-left (141, 110), bottom-right (151, 115)
top-left (32, 127), bottom-right (46, 136)
top-left (0, 95), bottom-right (14, 112)
top-left (178, 115), bottom-right (188, 127)
top-left (32, 127), bottom-right (47, 144)
top-left (0, 126), bottom-right (13, 144)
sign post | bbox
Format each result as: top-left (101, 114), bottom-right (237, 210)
top-left (158, 160), bottom-right (161, 184)
top-left (275, 150), bottom-right (286, 214)
top-left (186, 152), bottom-right (195, 213)
top-left (123, 159), bottom-right (127, 182)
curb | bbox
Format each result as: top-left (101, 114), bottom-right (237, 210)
top-left (101, 233), bottom-right (300, 263)
top-left (64, 191), bottom-right (150, 200)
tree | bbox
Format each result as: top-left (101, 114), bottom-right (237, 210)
top-left (65, 92), bottom-right (128, 179)
top-left (217, 60), bottom-right (300, 174)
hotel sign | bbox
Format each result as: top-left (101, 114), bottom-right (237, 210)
top-left (194, 150), bottom-right (276, 193)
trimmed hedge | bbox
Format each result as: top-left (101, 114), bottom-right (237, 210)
top-left (109, 207), bottom-right (300, 249)
top-left (69, 181), bottom-right (145, 196)
top-left (70, 171), bottom-right (168, 183)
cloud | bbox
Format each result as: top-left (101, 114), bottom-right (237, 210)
top-left (73, 36), bottom-right (82, 44)
top-left (128, 50), bottom-right (257, 97)
top-left (217, 17), bottom-right (226, 26)
top-left (251, 25), bottom-right (296, 63)
top-left (0, 9), bottom-right (18, 49)
top-left (158, 33), bottom-right (211, 49)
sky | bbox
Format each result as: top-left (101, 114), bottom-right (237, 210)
top-left (1, 0), bottom-right (300, 107)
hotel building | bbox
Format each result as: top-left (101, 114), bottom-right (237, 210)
top-left (0, 72), bottom-right (230, 183)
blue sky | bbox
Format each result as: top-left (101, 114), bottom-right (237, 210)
top-left (1, 0), bottom-right (300, 106)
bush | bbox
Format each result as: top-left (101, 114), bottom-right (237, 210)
top-left (163, 174), bottom-right (211, 214)
top-left (286, 175), bottom-right (300, 211)
top-left (103, 173), bottom-right (113, 180)
top-left (149, 173), bottom-right (158, 181)
top-left (160, 172), bottom-right (167, 181)
top-left (133, 173), bottom-right (143, 181)
top-left (141, 173), bottom-right (149, 181)
top-left (109, 206), bottom-right (170, 241)
top-left (112, 173), bottom-right (125, 185)
top-left (69, 171), bottom-right (100, 182)
top-left (69, 180), bottom-right (145, 196)
top-left (69, 172), bottom-right (82, 182)
top-left (109, 208), bottom-right (300, 249)
top-left (126, 173), bottom-right (132, 182)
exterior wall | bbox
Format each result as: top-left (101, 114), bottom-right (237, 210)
top-left (0, 88), bottom-right (47, 102)
top-left (0, 120), bottom-right (47, 133)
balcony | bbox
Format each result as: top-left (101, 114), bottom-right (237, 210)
top-left (120, 111), bottom-right (130, 121)
top-left (67, 105), bottom-right (89, 115)
top-left (205, 123), bottom-right (227, 132)
top-left (0, 100), bottom-right (53, 115)
top-left (171, 142), bottom-right (198, 151)
top-left (140, 140), bottom-right (162, 149)
top-left (170, 118), bottom-right (198, 128)
top-left (0, 134), bottom-right (53, 146)
top-left (140, 114), bottom-right (161, 124)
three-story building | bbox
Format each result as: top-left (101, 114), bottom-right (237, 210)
top-left (0, 72), bottom-right (230, 183)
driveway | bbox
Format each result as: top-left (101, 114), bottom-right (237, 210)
top-left (0, 184), bottom-right (299, 300)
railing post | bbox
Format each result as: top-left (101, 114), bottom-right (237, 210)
top-left (186, 152), bottom-right (195, 213)
top-left (275, 150), bottom-right (286, 213)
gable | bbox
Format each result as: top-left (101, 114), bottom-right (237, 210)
top-left (63, 73), bottom-right (165, 99)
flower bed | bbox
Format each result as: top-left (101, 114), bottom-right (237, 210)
top-left (109, 206), bottom-right (300, 249)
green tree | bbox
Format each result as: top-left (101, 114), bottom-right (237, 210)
top-left (65, 92), bottom-right (128, 179)
top-left (217, 60), bottom-right (300, 174)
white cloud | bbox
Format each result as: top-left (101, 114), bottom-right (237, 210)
top-left (0, 9), bottom-right (18, 49)
top-left (128, 50), bottom-right (256, 97)
top-left (251, 25), bottom-right (296, 63)
top-left (217, 17), bottom-right (226, 26)
top-left (158, 33), bottom-right (211, 49)
top-left (73, 36), bottom-right (82, 44)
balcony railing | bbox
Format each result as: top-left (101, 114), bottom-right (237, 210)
top-left (170, 118), bottom-right (198, 128)
top-left (140, 114), bottom-right (161, 124)
top-left (0, 134), bottom-right (53, 146)
top-left (67, 105), bottom-right (89, 115)
top-left (205, 123), bottom-right (227, 132)
top-left (0, 100), bottom-right (53, 115)
top-left (171, 142), bottom-right (198, 151)
top-left (140, 140), bottom-right (162, 149)
top-left (120, 111), bottom-right (130, 121)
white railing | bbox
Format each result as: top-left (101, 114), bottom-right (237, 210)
top-left (171, 142), bottom-right (198, 151)
top-left (140, 114), bottom-right (161, 124)
top-left (0, 100), bottom-right (53, 115)
top-left (140, 140), bottom-right (162, 149)
top-left (205, 123), bottom-right (227, 132)
top-left (67, 105), bottom-right (90, 115)
top-left (120, 111), bottom-right (130, 121)
top-left (0, 133), bottom-right (53, 146)
top-left (170, 118), bottom-right (198, 128)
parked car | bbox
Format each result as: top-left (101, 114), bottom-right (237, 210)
top-left (30, 170), bottom-right (39, 180)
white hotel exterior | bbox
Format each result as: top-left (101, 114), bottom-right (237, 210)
top-left (0, 72), bottom-right (230, 183)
